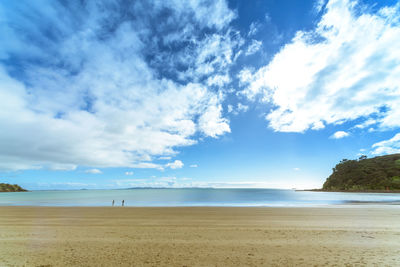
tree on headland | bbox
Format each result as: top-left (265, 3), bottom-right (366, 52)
top-left (358, 155), bottom-right (367, 161)
top-left (322, 154), bottom-right (400, 191)
top-left (0, 183), bottom-right (27, 192)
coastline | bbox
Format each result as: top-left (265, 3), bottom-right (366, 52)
top-left (300, 189), bottom-right (400, 193)
top-left (2, 188), bottom-right (400, 207)
top-left (1, 206), bottom-right (400, 266)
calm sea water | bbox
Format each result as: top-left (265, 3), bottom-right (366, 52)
top-left (1, 188), bottom-right (400, 207)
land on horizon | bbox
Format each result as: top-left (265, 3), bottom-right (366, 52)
top-left (5, 153), bottom-right (400, 193)
top-left (0, 183), bottom-right (27, 193)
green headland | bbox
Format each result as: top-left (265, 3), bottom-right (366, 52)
top-left (320, 154), bottom-right (400, 192)
top-left (0, 183), bottom-right (27, 192)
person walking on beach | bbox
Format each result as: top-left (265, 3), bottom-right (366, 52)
top-left (112, 200), bottom-right (114, 206)
top-left (122, 200), bottom-right (125, 207)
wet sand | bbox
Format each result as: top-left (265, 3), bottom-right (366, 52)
top-left (1, 206), bottom-right (400, 266)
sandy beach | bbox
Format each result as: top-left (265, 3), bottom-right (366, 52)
top-left (1, 206), bottom-right (400, 266)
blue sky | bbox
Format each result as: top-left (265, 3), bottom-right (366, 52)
top-left (1, 0), bottom-right (400, 190)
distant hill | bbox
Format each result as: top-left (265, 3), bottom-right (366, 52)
top-left (322, 154), bottom-right (400, 191)
top-left (0, 183), bottom-right (27, 192)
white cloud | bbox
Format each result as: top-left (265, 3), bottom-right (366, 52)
top-left (112, 176), bottom-right (178, 187)
top-left (165, 160), bottom-right (184, 169)
top-left (48, 164), bottom-right (77, 171)
top-left (245, 40), bottom-right (262, 56)
top-left (176, 30), bottom-right (243, 82)
top-left (173, 0), bottom-right (236, 30)
top-left (131, 162), bottom-right (165, 171)
top-left (109, 179), bottom-right (299, 189)
top-left (105, 177), bottom-right (318, 189)
top-left (158, 156), bottom-right (172, 160)
top-left (125, 171), bottom-right (134, 176)
top-left (237, 103), bottom-right (249, 113)
top-left (198, 96), bottom-right (230, 138)
top-left (353, 118), bottom-right (377, 129)
top-left (293, 167), bottom-right (300, 171)
top-left (314, 0), bottom-right (327, 13)
top-left (248, 22), bottom-right (260, 36)
top-left (227, 103), bottom-right (249, 116)
top-left (189, 164), bottom-right (198, 168)
top-left (330, 131), bottom-right (350, 139)
top-left (207, 74), bottom-right (230, 87)
top-left (240, 0), bottom-right (400, 133)
top-left (371, 133), bottom-right (400, 155)
top-left (265, 13), bottom-right (271, 22)
top-left (85, 168), bottom-right (102, 174)
top-left (0, 0), bottom-right (238, 171)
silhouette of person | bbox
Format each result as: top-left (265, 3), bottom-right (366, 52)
top-left (122, 200), bottom-right (125, 207)
top-left (112, 200), bottom-right (114, 206)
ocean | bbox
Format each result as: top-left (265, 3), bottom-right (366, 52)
top-left (1, 188), bottom-right (400, 207)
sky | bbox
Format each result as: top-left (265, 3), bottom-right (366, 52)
top-left (1, 0), bottom-right (400, 190)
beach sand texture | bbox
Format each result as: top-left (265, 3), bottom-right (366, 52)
top-left (1, 206), bottom-right (400, 266)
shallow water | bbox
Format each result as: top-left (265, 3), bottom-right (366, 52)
top-left (0, 188), bottom-right (399, 207)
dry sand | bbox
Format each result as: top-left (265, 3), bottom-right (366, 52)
top-left (1, 206), bottom-right (400, 266)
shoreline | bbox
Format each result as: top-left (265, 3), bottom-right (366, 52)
top-left (300, 189), bottom-right (400, 193)
top-left (1, 202), bottom-right (400, 207)
top-left (1, 206), bottom-right (400, 266)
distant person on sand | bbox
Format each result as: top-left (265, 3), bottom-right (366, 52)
top-left (122, 200), bottom-right (125, 206)
top-left (112, 200), bottom-right (114, 206)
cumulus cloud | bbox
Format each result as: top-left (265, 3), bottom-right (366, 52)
top-left (125, 171), bottom-right (134, 176)
top-left (165, 160), bottom-right (184, 169)
top-left (0, 0), bottom-right (240, 171)
top-left (85, 168), bottom-right (102, 174)
top-left (198, 97), bottom-right (231, 137)
top-left (240, 0), bottom-right (400, 133)
top-left (371, 133), bottom-right (400, 155)
top-left (330, 131), bottom-right (350, 139)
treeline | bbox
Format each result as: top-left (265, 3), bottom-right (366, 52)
top-left (322, 154), bottom-right (400, 191)
top-left (0, 183), bottom-right (27, 192)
